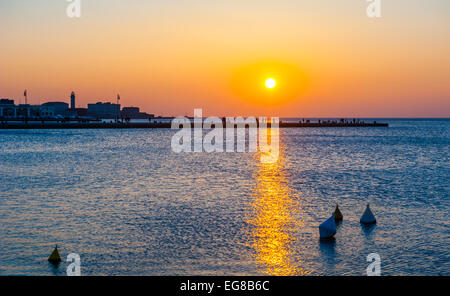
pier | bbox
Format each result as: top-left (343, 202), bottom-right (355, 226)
top-left (0, 120), bottom-right (388, 129)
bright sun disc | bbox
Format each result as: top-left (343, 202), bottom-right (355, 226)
top-left (265, 78), bottom-right (276, 89)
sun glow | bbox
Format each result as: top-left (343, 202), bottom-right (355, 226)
top-left (265, 78), bottom-right (276, 89)
top-left (230, 61), bottom-right (308, 107)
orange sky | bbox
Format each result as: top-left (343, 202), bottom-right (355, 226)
top-left (0, 0), bottom-right (449, 117)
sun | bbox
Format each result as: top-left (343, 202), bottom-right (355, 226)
top-left (265, 78), bottom-right (276, 89)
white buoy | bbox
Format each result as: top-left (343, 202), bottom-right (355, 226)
top-left (319, 214), bottom-right (337, 238)
top-left (360, 204), bottom-right (377, 224)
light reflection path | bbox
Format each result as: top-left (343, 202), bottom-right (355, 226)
top-left (247, 129), bottom-right (311, 276)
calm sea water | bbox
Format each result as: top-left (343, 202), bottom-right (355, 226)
top-left (0, 119), bottom-right (448, 276)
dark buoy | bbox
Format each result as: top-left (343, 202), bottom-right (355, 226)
top-left (48, 245), bottom-right (61, 266)
top-left (360, 204), bottom-right (377, 224)
top-left (334, 204), bottom-right (343, 222)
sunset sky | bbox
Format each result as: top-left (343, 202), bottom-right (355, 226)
top-left (1, 0), bottom-right (449, 117)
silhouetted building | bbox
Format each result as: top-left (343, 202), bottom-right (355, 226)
top-left (41, 102), bottom-right (69, 116)
top-left (75, 108), bottom-right (87, 116)
top-left (16, 104), bottom-right (31, 117)
top-left (121, 107), bottom-right (140, 119)
top-left (1, 99), bottom-right (56, 118)
top-left (87, 102), bottom-right (120, 118)
top-left (0, 99), bottom-right (15, 117)
top-left (121, 107), bottom-right (155, 119)
top-left (0, 99), bottom-right (14, 105)
top-left (31, 105), bottom-right (54, 118)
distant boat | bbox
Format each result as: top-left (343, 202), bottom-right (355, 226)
top-left (360, 204), bottom-right (377, 224)
top-left (319, 214), bottom-right (337, 238)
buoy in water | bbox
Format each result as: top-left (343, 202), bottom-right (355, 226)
top-left (319, 214), bottom-right (337, 239)
top-left (334, 204), bottom-right (343, 222)
top-left (48, 245), bottom-right (61, 266)
top-left (360, 204), bottom-right (377, 224)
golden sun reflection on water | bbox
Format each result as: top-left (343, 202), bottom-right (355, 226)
top-left (247, 129), bottom-right (311, 276)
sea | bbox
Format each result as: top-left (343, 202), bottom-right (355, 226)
top-left (0, 118), bottom-right (448, 275)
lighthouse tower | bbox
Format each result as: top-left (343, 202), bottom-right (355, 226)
top-left (70, 91), bottom-right (76, 109)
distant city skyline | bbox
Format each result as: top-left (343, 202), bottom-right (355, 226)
top-left (1, 0), bottom-right (449, 117)
top-left (0, 92), bottom-right (156, 120)
top-left (0, 92), bottom-right (158, 119)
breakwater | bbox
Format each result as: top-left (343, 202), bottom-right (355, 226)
top-left (0, 121), bottom-right (388, 129)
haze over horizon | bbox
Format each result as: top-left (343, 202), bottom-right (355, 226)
top-left (1, 0), bottom-right (449, 117)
